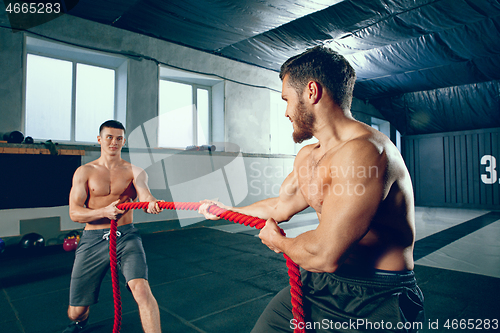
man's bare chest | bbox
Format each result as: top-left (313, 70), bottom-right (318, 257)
top-left (297, 160), bottom-right (332, 213)
top-left (88, 170), bottom-right (135, 197)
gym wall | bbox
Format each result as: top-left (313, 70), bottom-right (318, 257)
top-left (403, 127), bottom-right (500, 210)
top-left (0, 14), bottom-right (282, 154)
top-left (0, 13), bottom-right (285, 242)
top-left (0, 13), bottom-right (384, 243)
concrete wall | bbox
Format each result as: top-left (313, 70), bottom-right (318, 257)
top-left (0, 147), bottom-right (295, 245)
top-left (0, 27), bottom-right (24, 133)
top-left (0, 13), bottom-right (382, 243)
top-left (0, 13), bottom-right (281, 153)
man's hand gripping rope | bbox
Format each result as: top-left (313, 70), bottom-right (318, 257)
top-left (108, 201), bottom-right (305, 333)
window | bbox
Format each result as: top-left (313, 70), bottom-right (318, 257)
top-left (158, 67), bottom-right (223, 149)
top-left (158, 80), bottom-right (210, 148)
top-left (270, 90), bottom-right (313, 155)
top-left (75, 63), bottom-right (116, 142)
top-left (371, 117), bottom-right (390, 137)
top-left (25, 54), bottom-right (73, 141)
top-left (24, 37), bottom-right (127, 143)
top-left (371, 117), bottom-right (401, 151)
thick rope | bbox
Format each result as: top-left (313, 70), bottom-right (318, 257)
top-left (109, 216), bottom-right (121, 333)
top-left (110, 201), bottom-right (305, 333)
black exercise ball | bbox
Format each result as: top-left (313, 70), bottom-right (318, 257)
top-left (19, 233), bottom-right (45, 250)
top-left (24, 136), bottom-right (34, 144)
top-left (4, 131), bottom-right (25, 144)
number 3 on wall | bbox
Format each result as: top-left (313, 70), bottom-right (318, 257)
top-left (481, 155), bottom-right (498, 184)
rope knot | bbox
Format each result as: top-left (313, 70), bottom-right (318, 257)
top-left (103, 230), bottom-right (122, 240)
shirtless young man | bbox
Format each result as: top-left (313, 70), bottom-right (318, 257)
top-left (200, 46), bottom-right (424, 332)
top-left (64, 120), bottom-right (161, 333)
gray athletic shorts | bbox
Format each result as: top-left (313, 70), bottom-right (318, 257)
top-left (69, 224), bottom-right (148, 306)
top-left (252, 266), bottom-right (424, 332)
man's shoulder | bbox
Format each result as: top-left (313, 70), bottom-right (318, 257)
top-left (340, 124), bottom-right (391, 156)
top-left (79, 159), bottom-right (108, 173)
top-left (296, 142), bottom-right (318, 158)
top-left (76, 162), bottom-right (96, 174)
top-left (72, 163), bottom-right (95, 183)
top-left (129, 163), bottom-right (145, 175)
top-left (343, 134), bottom-right (383, 153)
top-left (327, 132), bottom-right (389, 173)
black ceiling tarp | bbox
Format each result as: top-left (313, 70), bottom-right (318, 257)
top-left (371, 81), bottom-right (500, 134)
top-left (7, 0), bottom-right (500, 136)
top-left (214, 0), bottom-right (500, 135)
top-left (66, 0), bottom-right (337, 51)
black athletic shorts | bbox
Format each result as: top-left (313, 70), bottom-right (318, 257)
top-left (252, 266), bottom-right (424, 332)
top-left (69, 224), bottom-right (148, 306)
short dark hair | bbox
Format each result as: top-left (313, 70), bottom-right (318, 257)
top-left (279, 46), bottom-right (356, 111)
top-left (99, 120), bottom-right (125, 135)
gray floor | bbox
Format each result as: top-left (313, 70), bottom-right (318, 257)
top-left (215, 206), bottom-right (500, 279)
top-left (1, 207), bottom-right (499, 332)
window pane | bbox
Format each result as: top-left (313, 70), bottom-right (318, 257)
top-left (396, 130), bottom-right (401, 152)
top-left (270, 91), bottom-right (295, 154)
top-left (25, 54), bottom-right (73, 140)
top-left (75, 64), bottom-right (115, 142)
top-left (197, 88), bottom-right (209, 146)
top-left (158, 81), bottom-right (193, 148)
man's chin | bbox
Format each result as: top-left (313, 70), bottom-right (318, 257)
top-left (293, 131), bottom-right (313, 144)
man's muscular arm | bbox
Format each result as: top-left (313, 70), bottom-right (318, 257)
top-left (199, 147), bottom-right (310, 222)
top-left (259, 139), bottom-right (387, 272)
top-left (133, 166), bottom-right (162, 214)
top-left (69, 166), bottom-right (125, 223)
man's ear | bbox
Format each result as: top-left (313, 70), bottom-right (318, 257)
top-left (306, 81), bottom-right (322, 104)
top-left (97, 136), bottom-right (101, 144)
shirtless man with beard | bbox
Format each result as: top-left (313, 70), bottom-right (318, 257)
top-left (199, 46), bottom-right (424, 332)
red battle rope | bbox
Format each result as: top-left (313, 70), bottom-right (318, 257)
top-left (110, 201), bottom-right (305, 333)
top-left (109, 214), bottom-right (121, 333)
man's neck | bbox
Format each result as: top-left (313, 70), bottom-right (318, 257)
top-left (313, 107), bottom-right (356, 153)
top-left (97, 153), bottom-right (123, 169)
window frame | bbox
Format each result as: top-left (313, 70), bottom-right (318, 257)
top-left (158, 78), bottom-right (212, 148)
top-left (158, 66), bottom-right (224, 149)
top-left (23, 35), bottom-right (127, 144)
top-left (371, 116), bottom-right (401, 151)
